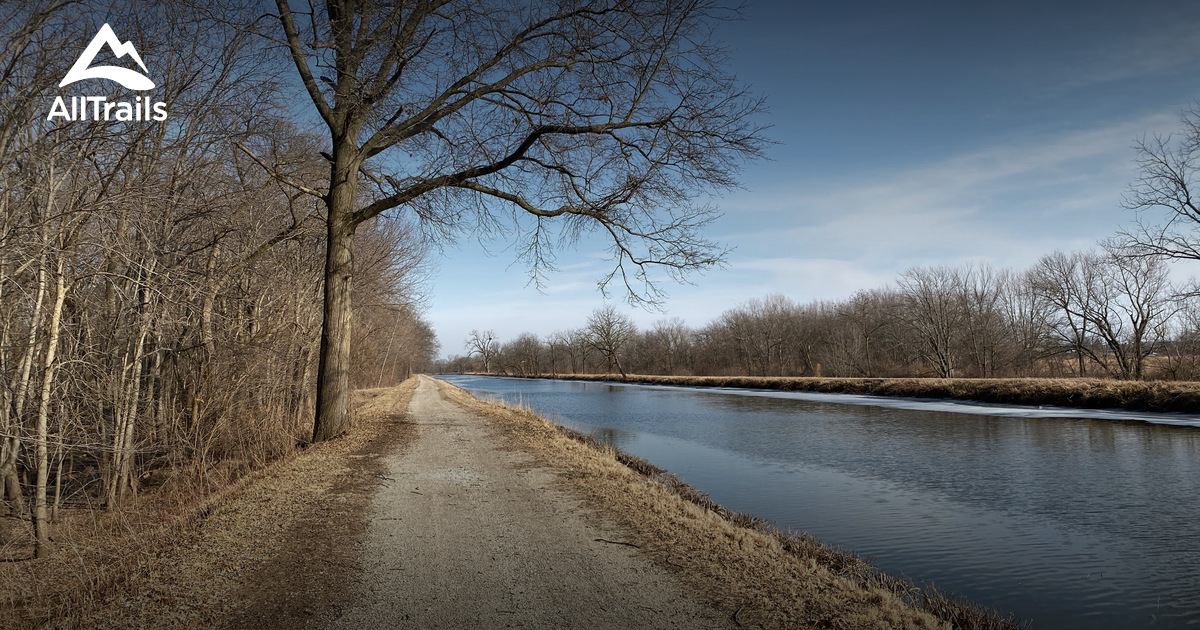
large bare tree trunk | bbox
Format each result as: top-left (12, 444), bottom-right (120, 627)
top-left (312, 171), bottom-right (356, 442)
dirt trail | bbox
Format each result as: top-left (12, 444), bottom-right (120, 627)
top-left (330, 375), bottom-right (731, 629)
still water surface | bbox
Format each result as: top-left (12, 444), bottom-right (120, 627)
top-left (439, 375), bottom-right (1200, 629)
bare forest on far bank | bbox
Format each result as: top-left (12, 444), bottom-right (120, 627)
top-left (447, 245), bottom-right (1200, 383)
top-left (0, 2), bottom-right (436, 562)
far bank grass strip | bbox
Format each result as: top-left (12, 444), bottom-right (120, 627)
top-left (434, 378), bottom-right (1026, 630)
top-left (509, 373), bottom-right (1200, 414)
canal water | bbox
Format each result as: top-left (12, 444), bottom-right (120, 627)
top-left (438, 374), bottom-right (1200, 629)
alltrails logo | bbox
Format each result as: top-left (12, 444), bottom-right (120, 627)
top-left (47, 23), bottom-right (167, 122)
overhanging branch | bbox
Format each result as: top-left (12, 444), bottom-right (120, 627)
top-left (234, 142), bottom-right (326, 199)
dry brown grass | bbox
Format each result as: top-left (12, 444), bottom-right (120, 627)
top-left (435, 379), bottom-right (1026, 630)
top-left (0, 378), bottom-right (419, 629)
top-left (521, 373), bottom-right (1200, 414)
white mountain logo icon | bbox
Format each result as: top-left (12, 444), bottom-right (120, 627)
top-left (59, 23), bottom-right (154, 90)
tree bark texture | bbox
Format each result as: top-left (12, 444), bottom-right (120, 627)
top-left (312, 173), bottom-right (357, 441)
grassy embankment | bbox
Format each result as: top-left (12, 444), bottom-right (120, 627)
top-left (437, 378), bottom-right (1026, 630)
top-left (0, 379), bottom-right (419, 629)
top-left (510, 373), bottom-right (1200, 414)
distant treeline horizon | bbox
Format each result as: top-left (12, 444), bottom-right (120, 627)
top-left (439, 241), bottom-right (1200, 382)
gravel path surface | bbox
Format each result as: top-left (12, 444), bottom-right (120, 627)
top-left (330, 375), bottom-right (731, 629)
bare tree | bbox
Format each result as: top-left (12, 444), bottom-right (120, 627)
top-left (0, 0), bottom-right (73, 531)
top-left (957, 264), bottom-right (1005, 377)
top-left (896, 266), bottom-right (967, 378)
top-left (1031, 251), bottom-right (1102, 375)
top-left (998, 269), bottom-right (1056, 375)
top-left (716, 294), bottom-right (799, 375)
top-left (545, 330), bottom-right (572, 374)
top-left (832, 289), bottom-right (896, 377)
top-left (1121, 105), bottom-right (1200, 260)
top-left (465, 329), bottom-right (498, 373)
top-left (1162, 287), bottom-right (1200, 379)
top-left (643, 317), bottom-right (692, 374)
top-left (1032, 247), bottom-right (1175, 379)
top-left (1093, 244), bottom-right (1176, 379)
top-left (586, 305), bottom-right (637, 376)
top-left (549, 328), bottom-right (594, 374)
top-left (502, 333), bottom-right (543, 376)
top-left (266, 0), bottom-right (766, 440)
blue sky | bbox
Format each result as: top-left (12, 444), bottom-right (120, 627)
top-left (427, 0), bottom-right (1200, 358)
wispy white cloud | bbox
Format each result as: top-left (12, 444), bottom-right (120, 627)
top-left (731, 257), bottom-right (897, 298)
top-left (1058, 19), bottom-right (1200, 89)
top-left (725, 112), bottom-right (1179, 271)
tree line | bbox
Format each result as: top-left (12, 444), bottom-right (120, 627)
top-left (0, 2), bottom-right (435, 556)
top-left (445, 242), bottom-right (1200, 381)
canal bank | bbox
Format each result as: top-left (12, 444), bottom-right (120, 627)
top-left (505, 373), bottom-right (1200, 414)
top-left (434, 377), bottom-right (1017, 629)
top-left (443, 374), bottom-right (1200, 629)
